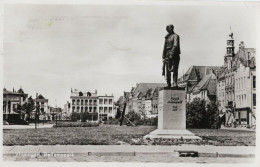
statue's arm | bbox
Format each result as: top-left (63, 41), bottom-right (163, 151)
top-left (162, 40), bottom-right (166, 59)
top-left (171, 35), bottom-right (179, 54)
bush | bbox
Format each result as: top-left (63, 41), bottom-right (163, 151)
top-left (125, 110), bottom-right (141, 123)
top-left (186, 98), bottom-right (220, 129)
top-left (70, 112), bottom-right (80, 122)
top-left (53, 122), bottom-right (99, 127)
top-left (104, 118), bottom-right (120, 125)
top-left (123, 110), bottom-right (157, 126)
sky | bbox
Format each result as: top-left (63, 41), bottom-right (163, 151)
top-left (3, 3), bottom-right (257, 107)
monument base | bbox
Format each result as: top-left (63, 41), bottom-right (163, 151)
top-left (144, 129), bottom-right (201, 140)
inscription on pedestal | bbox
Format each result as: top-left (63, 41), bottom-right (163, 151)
top-left (167, 96), bottom-right (183, 103)
top-left (158, 88), bottom-right (186, 130)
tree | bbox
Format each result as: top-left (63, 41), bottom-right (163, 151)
top-left (34, 103), bottom-right (41, 129)
top-left (125, 110), bottom-right (141, 125)
top-left (186, 98), bottom-right (220, 129)
top-left (22, 96), bottom-right (35, 123)
top-left (206, 101), bottom-right (220, 129)
top-left (14, 104), bottom-right (23, 119)
top-left (186, 98), bottom-right (206, 128)
top-left (115, 108), bottom-right (122, 119)
top-left (138, 104), bottom-right (146, 119)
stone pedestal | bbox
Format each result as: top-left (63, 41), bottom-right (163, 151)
top-left (144, 87), bottom-right (201, 140)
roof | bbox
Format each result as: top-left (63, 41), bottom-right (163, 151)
top-left (192, 74), bottom-right (217, 95)
top-left (116, 96), bottom-right (124, 105)
top-left (36, 94), bottom-right (46, 99)
top-left (192, 74), bottom-right (212, 93)
top-left (216, 66), bottom-right (227, 79)
top-left (179, 65), bottom-right (221, 82)
top-left (17, 88), bottom-right (24, 94)
top-left (145, 88), bottom-right (154, 100)
top-left (131, 83), bottom-right (166, 98)
top-left (207, 79), bottom-right (217, 95)
top-left (3, 88), bottom-right (27, 96)
top-left (233, 43), bottom-right (256, 68)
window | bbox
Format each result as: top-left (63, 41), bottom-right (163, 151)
top-left (99, 107), bottom-right (103, 113)
top-left (244, 77), bottom-right (246, 89)
top-left (241, 78), bottom-right (243, 90)
top-left (253, 94), bottom-right (256, 106)
top-left (238, 78), bottom-right (240, 90)
top-left (253, 76), bottom-right (256, 89)
top-left (99, 99), bottom-right (103, 104)
top-left (236, 79), bottom-right (237, 90)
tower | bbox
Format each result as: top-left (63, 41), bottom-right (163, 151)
top-left (224, 29), bottom-right (235, 69)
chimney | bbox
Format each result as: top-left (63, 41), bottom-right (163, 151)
top-left (95, 89), bottom-right (97, 94)
top-left (239, 41), bottom-right (245, 49)
top-left (195, 68), bottom-right (201, 83)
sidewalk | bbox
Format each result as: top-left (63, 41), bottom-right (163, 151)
top-left (220, 126), bottom-right (255, 132)
top-left (3, 145), bottom-right (255, 155)
top-left (3, 124), bottom-right (53, 129)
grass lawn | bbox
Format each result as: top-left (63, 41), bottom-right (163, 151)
top-left (189, 129), bottom-right (256, 146)
top-left (3, 125), bottom-right (156, 145)
top-left (3, 125), bottom-right (255, 146)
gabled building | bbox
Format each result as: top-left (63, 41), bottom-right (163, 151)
top-left (216, 31), bottom-right (256, 128)
top-left (34, 94), bottom-right (49, 120)
top-left (127, 83), bottom-right (166, 114)
top-left (233, 42), bottom-right (256, 128)
top-left (178, 65), bottom-right (220, 92)
top-left (187, 71), bottom-right (217, 103)
top-left (3, 87), bottom-right (28, 120)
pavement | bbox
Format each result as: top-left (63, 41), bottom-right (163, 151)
top-left (3, 124), bottom-right (54, 129)
top-left (4, 145), bottom-right (255, 155)
top-left (3, 145), bottom-right (256, 163)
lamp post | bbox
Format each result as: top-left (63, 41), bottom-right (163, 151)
top-left (55, 111), bottom-right (57, 126)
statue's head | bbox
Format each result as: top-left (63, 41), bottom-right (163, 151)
top-left (166, 24), bottom-right (174, 33)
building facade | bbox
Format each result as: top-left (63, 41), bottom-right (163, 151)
top-left (216, 31), bottom-right (256, 128)
top-left (34, 94), bottom-right (49, 120)
top-left (187, 71), bottom-right (218, 103)
top-left (98, 95), bottom-right (115, 120)
top-left (233, 45), bottom-right (256, 128)
top-left (127, 83), bottom-right (166, 114)
top-left (3, 88), bottom-right (28, 120)
top-left (69, 89), bottom-right (99, 121)
top-left (69, 89), bottom-right (116, 121)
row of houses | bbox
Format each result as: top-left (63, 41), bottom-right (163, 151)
top-left (117, 31), bottom-right (256, 129)
top-left (3, 87), bottom-right (61, 122)
top-left (116, 83), bottom-right (166, 118)
top-left (181, 33), bottom-right (256, 128)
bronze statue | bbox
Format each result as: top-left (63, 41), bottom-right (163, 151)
top-left (162, 24), bottom-right (181, 87)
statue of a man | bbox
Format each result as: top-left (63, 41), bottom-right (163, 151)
top-left (162, 24), bottom-right (181, 87)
